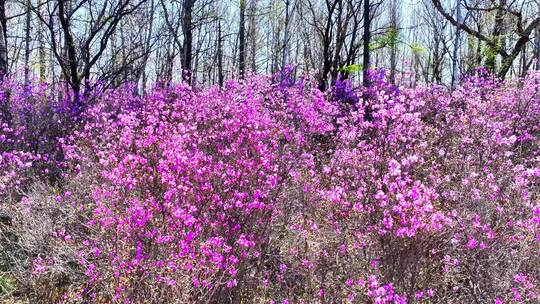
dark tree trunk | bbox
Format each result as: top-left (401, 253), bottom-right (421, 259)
top-left (182, 0), bottom-right (195, 83)
top-left (520, 44), bottom-right (527, 77)
top-left (0, 0), bottom-right (7, 77)
top-left (362, 0), bottom-right (373, 122)
top-left (362, 0), bottom-right (371, 87)
top-left (38, 0), bottom-right (46, 81)
top-left (451, 0), bottom-right (461, 89)
top-left (534, 26), bottom-right (540, 71)
top-left (281, 0), bottom-right (290, 70)
top-left (485, 1), bottom-right (505, 73)
top-left (317, 1), bottom-right (339, 91)
top-left (58, 0), bottom-right (81, 97)
top-left (249, 0), bottom-right (257, 72)
top-left (24, 0), bottom-right (31, 85)
top-left (217, 20), bottom-right (224, 87)
top-left (433, 32), bottom-right (442, 83)
top-left (140, 0), bottom-right (155, 95)
top-left (238, 0), bottom-right (246, 79)
top-left (389, 0), bottom-right (397, 85)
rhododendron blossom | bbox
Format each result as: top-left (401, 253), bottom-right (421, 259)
top-left (1, 71), bottom-right (539, 303)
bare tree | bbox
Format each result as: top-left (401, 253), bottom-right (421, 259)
top-left (451, 0), bottom-right (461, 89)
top-left (182, 0), bottom-right (195, 82)
top-left (32, 0), bottom-right (148, 98)
top-left (217, 19), bottom-right (224, 86)
top-left (432, 0), bottom-right (540, 78)
top-left (137, 0), bottom-right (156, 94)
top-left (239, 0), bottom-right (246, 79)
top-left (23, 0), bottom-right (31, 85)
top-left (304, 0), bottom-right (364, 90)
top-left (534, 27), bottom-right (540, 71)
top-left (281, 0), bottom-right (291, 69)
top-left (363, 0), bottom-right (371, 86)
top-left (388, 0), bottom-right (398, 84)
top-left (0, 0), bottom-right (7, 77)
top-left (37, 0), bottom-right (46, 81)
top-left (534, 1), bottom-right (540, 71)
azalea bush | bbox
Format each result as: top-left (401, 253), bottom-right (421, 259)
top-left (1, 71), bottom-right (539, 303)
top-left (0, 79), bottom-right (80, 200)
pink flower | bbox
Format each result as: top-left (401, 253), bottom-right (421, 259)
top-left (466, 238), bottom-right (478, 249)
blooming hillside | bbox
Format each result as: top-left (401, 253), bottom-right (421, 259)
top-left (1, 72), bottom-right (539, 303)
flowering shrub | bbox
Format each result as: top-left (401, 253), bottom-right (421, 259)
top-left (2, 71), bottom-right (539, 303)
top-left (59, 77), bottom-right (336, 302)
top-left (0, 79), bottom-right (81, 200)
top-left (279, 72), bottom-right (540, 303)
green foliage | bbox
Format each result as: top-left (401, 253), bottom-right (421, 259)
top-left (367, 29), bottom-right (425, 56)
top-left (483, 36), bottom-right (503, 72)
top-left (338, 63), bottom-right (364, 74)
top-left (409, 43), bottom-right (426, 54)
top-left (369, 28), bottom-right (399, 51)
top-left (484, 40), bottom-right (501, 57)
top-left (0, 274), bottom-right (16, 296)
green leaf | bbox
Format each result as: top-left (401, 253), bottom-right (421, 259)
top-left (338, 64), bottom-right (364, 74)
top-left (369, 29), bottom-right (400, 51)
top-left (0, 274), bottom-right (16, 296)
top-left (410, 43), bottom-right (425, 54)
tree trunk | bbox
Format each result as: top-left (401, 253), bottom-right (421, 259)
top-left (362, 0), bottom-right (373, 121)
top-left (238, 0), bottom-right (246, 79)
top-left (433, 31), bottom-right (441, 83)
top-left (520, 44), bottom-right (527, 77)
top-left (141, 0), bottom-right (155, 95)
top-left (534, 26), bottom-right (540, 71)
top-left (249, 0), bottom-right (257, 72)
top-left (217, 20), bottom-right (224, 87)
top-left (451, 0), bottom-right (461, 89)
top-left (120, 23), bottom-right (128, 84)
top-left (24, 0), bottom-right (31, 85)
top-left (38, 0), bottom-right (46, 81)
top-left (0, 0), bottom-right (7, 77)
top-left (389, 0), bottom-right (398, 85)
top-left (362, 0), bottom-right (371, 86)
top-left (317, 1), bottom-right (338, 91)
top-left (485, 1), bottom-right (505, 73)
top-left (331, 0), bottom-right (345, 81)
top-left (182, 0), bottom-right (194, 83)
top-left (475, 37), bottom-right (482, 67)
top-left (58, 0), bottom-right (81, 96)
top-left (281, 0), bottom-right (290, 70)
